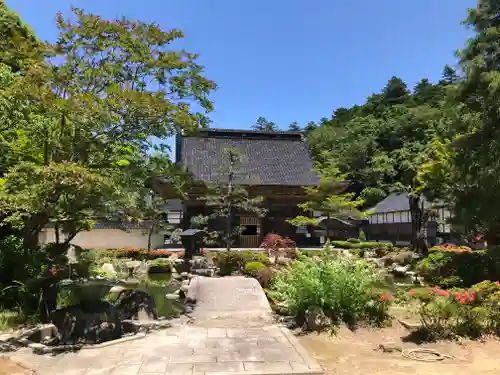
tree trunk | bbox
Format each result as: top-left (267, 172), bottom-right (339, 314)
top-left (55, 224), bottom-right (60, 244)
top-left (22, 213), bottom-right (49, 250)
top-left (147, 227), bottom-right (153, 252)
top-left (226, 159), bottom-right (234, 251)
top-left (409, 195), bottom-right (429, 257)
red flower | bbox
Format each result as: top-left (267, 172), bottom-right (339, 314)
top-left (48, 269), bottom-right (55, 276)
top-left (495, 281), bottom-right (500, 287)
top-left (438, 289), bottom-right (450, 297)
top-left (379, 293), bottom-right (392, 302)
top-left (409, 289), bottom-right (415, 296)
top-left (453, 291), bottom-right (476, 305)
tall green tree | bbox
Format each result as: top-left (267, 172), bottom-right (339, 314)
top-left (288, 154), bottom-right (365, 238)
top-left (251, 116), bottom-right (279, 132)
top-left (198, 147), bottom-right (266, 250)
top-left (288, 121), bottom-right (301, 131)
top-left (0, 8), bottom-right (216, 249)
top-left (437, 0), bottom-right (500, 244)
top-left (0, 0), bottom-right (41, 72)
top-left (306, 75), bottom-right (455, 255)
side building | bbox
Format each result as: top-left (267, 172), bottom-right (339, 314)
top-left (363, 193), bottom-right (454, 246)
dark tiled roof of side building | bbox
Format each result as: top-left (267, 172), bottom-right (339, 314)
top-left (178, 129), bottom-right (320, 186)
top-left (371, 193), bottom-right (446, 214)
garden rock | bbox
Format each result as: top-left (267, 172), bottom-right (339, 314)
top-left (125, 260), bottom-right (141, 270)
top-left (190, 268), bottom-right (214, 277)
top-left (303, 306), bottom-right (332, 331)
top-left (109, 285), bottom-right (127, 294)
top-left (189, 256), bottom-right (209, 270)
top-left (180, 280), bottom-right (190, 294)
top-left (165, 293), bottom-right (180, 301)
top-left (391, 264), bottom-right (411, 277)
top-left (101, 263), bottom-right (116, 275)
top-left (180, 272), bottom-right (189, 279)
top-left (122, 319), bottom-right (171, 334)
top-left (0, 333), bottom-right (16, 343)
top-left (172, 257), bottom-right (185, 265)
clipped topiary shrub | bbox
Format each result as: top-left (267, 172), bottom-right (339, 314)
top-left (215, 251), bottom-right (270, 276)
top-left (148, 258), bottom-right (172, 273)
top-left (347, 238), bottom-right (361, 243)
top-left (243, 261), bottom-right (266, 278)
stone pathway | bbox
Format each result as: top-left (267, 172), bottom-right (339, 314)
top-left (9, 277), bottom-right (323, 375)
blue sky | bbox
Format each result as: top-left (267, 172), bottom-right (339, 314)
top-left (8, 0), bottom-right (474, 131)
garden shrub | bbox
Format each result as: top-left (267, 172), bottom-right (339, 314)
top-left (416, 249), bottom-right (499, 288)
top-left (408, 282), bottom-right (500, 338)
top-left (243, 261), bottom-right (266, 278)
top-left (260, 233), bottom-right (296, 250)
top-left (358, 230), bottom-right (367, 242)
top-left (330, 240), bottom-right (393, 251)
top-left (347, 238), bottom-right (361, 243)
top-left (0, 236), bottom-right (55, 315)
top-left (148, 258), bottom-right (172, 273)
top-left (215, 251), bottom-right (270, 276)
top-left (256, 266), bottom-right (276, 288)
top-left (273, 255), bottom-right (390, 328)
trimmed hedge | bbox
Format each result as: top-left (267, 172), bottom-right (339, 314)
top-left (330, 240), bottom-right (393, 250)
top-left (215, 251), bottom-right (270, 276)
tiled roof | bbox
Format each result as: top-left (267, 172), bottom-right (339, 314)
top-left (178, 129), bottom-right (320, 186)
top-left (159, 199), bottom-right (184, 212)
top-left (370, 193), bottom-right (438, 214)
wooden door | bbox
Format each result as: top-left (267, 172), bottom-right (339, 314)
top-left (239, 216), bottom-right (261, 248)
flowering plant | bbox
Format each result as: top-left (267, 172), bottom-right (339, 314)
top-left (408, 282), bottom-right (500, 338)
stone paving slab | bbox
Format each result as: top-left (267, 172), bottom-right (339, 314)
top-left (8, 277), bottom-right (323, 375)
top-left (10, 326), bottom-right (323, 375)
top-left (188, 276), bottom-right (275, 327)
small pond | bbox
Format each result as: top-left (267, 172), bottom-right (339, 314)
top-left (57, 272), bottom-right (184, 318)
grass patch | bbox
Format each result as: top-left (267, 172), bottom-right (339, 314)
top-left (0, 310), bottom-right (23, 331)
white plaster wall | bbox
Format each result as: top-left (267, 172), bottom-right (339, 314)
top-left (39, 228), bottom-right (165, 249)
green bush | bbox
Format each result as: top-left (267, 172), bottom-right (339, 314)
top-left (408, 282), bottom-right (500, 338)
top-left (0, 236), bottom-right (52, 314)
top-left (273, 256), bottom-right (390, 328)
top-left (416, 250), bottom-right (499, 288)
top-left (243, 261), bottom-right (266, 278)
top-left (330, 240), bottom-right (393, 251)
top-left (215, 251), bottom-right (270, 276)
top-left (347, 238), bottom-right (361, 243)
top-left (148, 258), bottom-right (172, 273)
top-left (358, 230), bottom-right (367, 242)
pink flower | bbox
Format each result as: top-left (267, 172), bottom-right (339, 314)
top-left (409, 289), bottom-right (415, 296)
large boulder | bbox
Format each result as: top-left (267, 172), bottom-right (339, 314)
top-left (303, 306), bottom-right (332, 332)
top-left (115, 289), bottom-right (158, 321)
top-left (101, 263), bottom-right (117, 275)
top-left (49, 301), bottom-right (122, 345)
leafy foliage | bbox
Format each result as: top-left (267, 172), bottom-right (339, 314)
top-left (243, 261), bottom-right (266, 278)
top-left (215, 250), bottom-right (269, 276)
top-left (198, 147), bottom-right (266, 249)
top-left (408, 282), bottom-right (500, 339)
top-left (416, 247), bottom-right (500, 288)
top-left (251, 116), bottom-right (279, 132)
top-left (0, 7), bottom-right (216, 249)
top-left (273, 253), bottom-right (389, 328)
